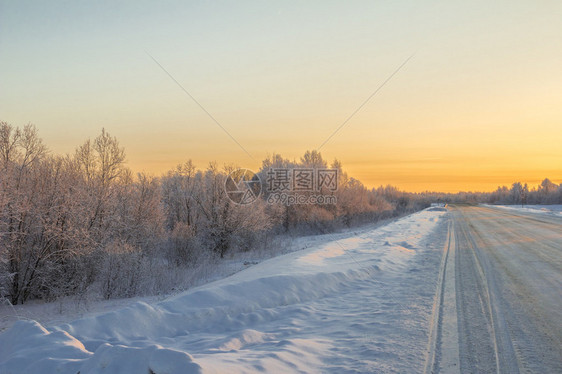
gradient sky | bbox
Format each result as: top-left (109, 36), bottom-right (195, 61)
top-left (1, 0), bottom-right (561, 192)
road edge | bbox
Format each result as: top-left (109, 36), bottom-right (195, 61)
top-left (423, 214), bottom-right (460, 374)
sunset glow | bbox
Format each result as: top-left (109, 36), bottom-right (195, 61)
top-left (1, 1), bottom-right (560, 192)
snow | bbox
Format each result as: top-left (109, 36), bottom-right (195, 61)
top-left (445, 205), bottom-right (562, 373)
top-left (485, 204), bottom-right (562, 216)
top-left (0, 208), bottom-right (448, 373)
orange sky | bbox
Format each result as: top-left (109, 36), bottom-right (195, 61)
top-left (1, 1), bottom-right (560, 192)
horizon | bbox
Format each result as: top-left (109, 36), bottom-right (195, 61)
top-left (1, 1), bottom-right (561, 193)
top-left (4, 121), bottom-right (560, 194)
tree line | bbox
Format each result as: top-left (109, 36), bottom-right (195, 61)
top-left (0, 122), bottom-right (427, 304)
top-left (0, 122), bottom-right (559, 304)
top-left (417, 180), bottom-right (562, 206)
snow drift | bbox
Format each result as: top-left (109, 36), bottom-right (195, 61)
top-left (0, 208), bottom-right (448, 373)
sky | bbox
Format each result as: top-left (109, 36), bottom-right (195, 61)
top-left (1, 0), bottom-right (561, 192)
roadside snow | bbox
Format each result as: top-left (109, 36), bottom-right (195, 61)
top-left (0, 218), bottom-right (397, 333)
top-left (0, 208), bottom-right (448, 373)
top-left (485, 204), bottom-right (562, 216)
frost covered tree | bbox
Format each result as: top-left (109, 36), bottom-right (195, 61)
top-left (509, 182), bottom-right (528, 205)
top-left (0, 123), bottom-right (55, 303)
top-left (160, 161), bottom-right (202, 264)
top-left (537, 178), bottom-right (558, 204)
top-left (0, 120), bottom-right (446, 303)
top-left (195, 164), bottom-right (270, 258)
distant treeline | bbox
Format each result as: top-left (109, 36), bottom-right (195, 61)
top-left (1, 122), bottom-right (559, 304)
top-left (419, 179), bottom-right (562, 206)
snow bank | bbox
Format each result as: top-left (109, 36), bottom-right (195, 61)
top-left (0, 208), bottom-right (448, 373)
top-left (486, 204), bottom-right (562, 216)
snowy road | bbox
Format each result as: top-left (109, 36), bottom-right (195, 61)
top-left (428, 205), bottom-right (562, 373)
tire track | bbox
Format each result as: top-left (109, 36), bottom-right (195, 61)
top-left (457, 210), bottom-right (520, 374)
top-left (466, 206), bottom-right (562, 373)
top-left (424, 216), bottom-right (459, 374)
top-left (424, 219), bottom-right (451, 374)
top-left (454, 210), bottom-right (500, 373)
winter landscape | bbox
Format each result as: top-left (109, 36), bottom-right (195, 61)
top-left (1, 1), bottom-right (561, 373)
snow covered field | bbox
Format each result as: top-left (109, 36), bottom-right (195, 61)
top-left (0, 208), bottom-right (448, 374)
top-left (485, 204), bottom-right (562, 216)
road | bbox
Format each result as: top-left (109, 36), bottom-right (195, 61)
top-left (426, 205), bottom-right (562, 373)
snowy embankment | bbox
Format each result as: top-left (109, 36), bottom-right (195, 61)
top-left (0, 208), bottom-right (448, 374)
top-left (484, 204), bottom-right (562, 216)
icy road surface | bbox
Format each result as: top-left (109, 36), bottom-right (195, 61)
top-left (0, 209), bottom-right (449, 374)
top-left (427, 205), bottom-right (562, 373)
